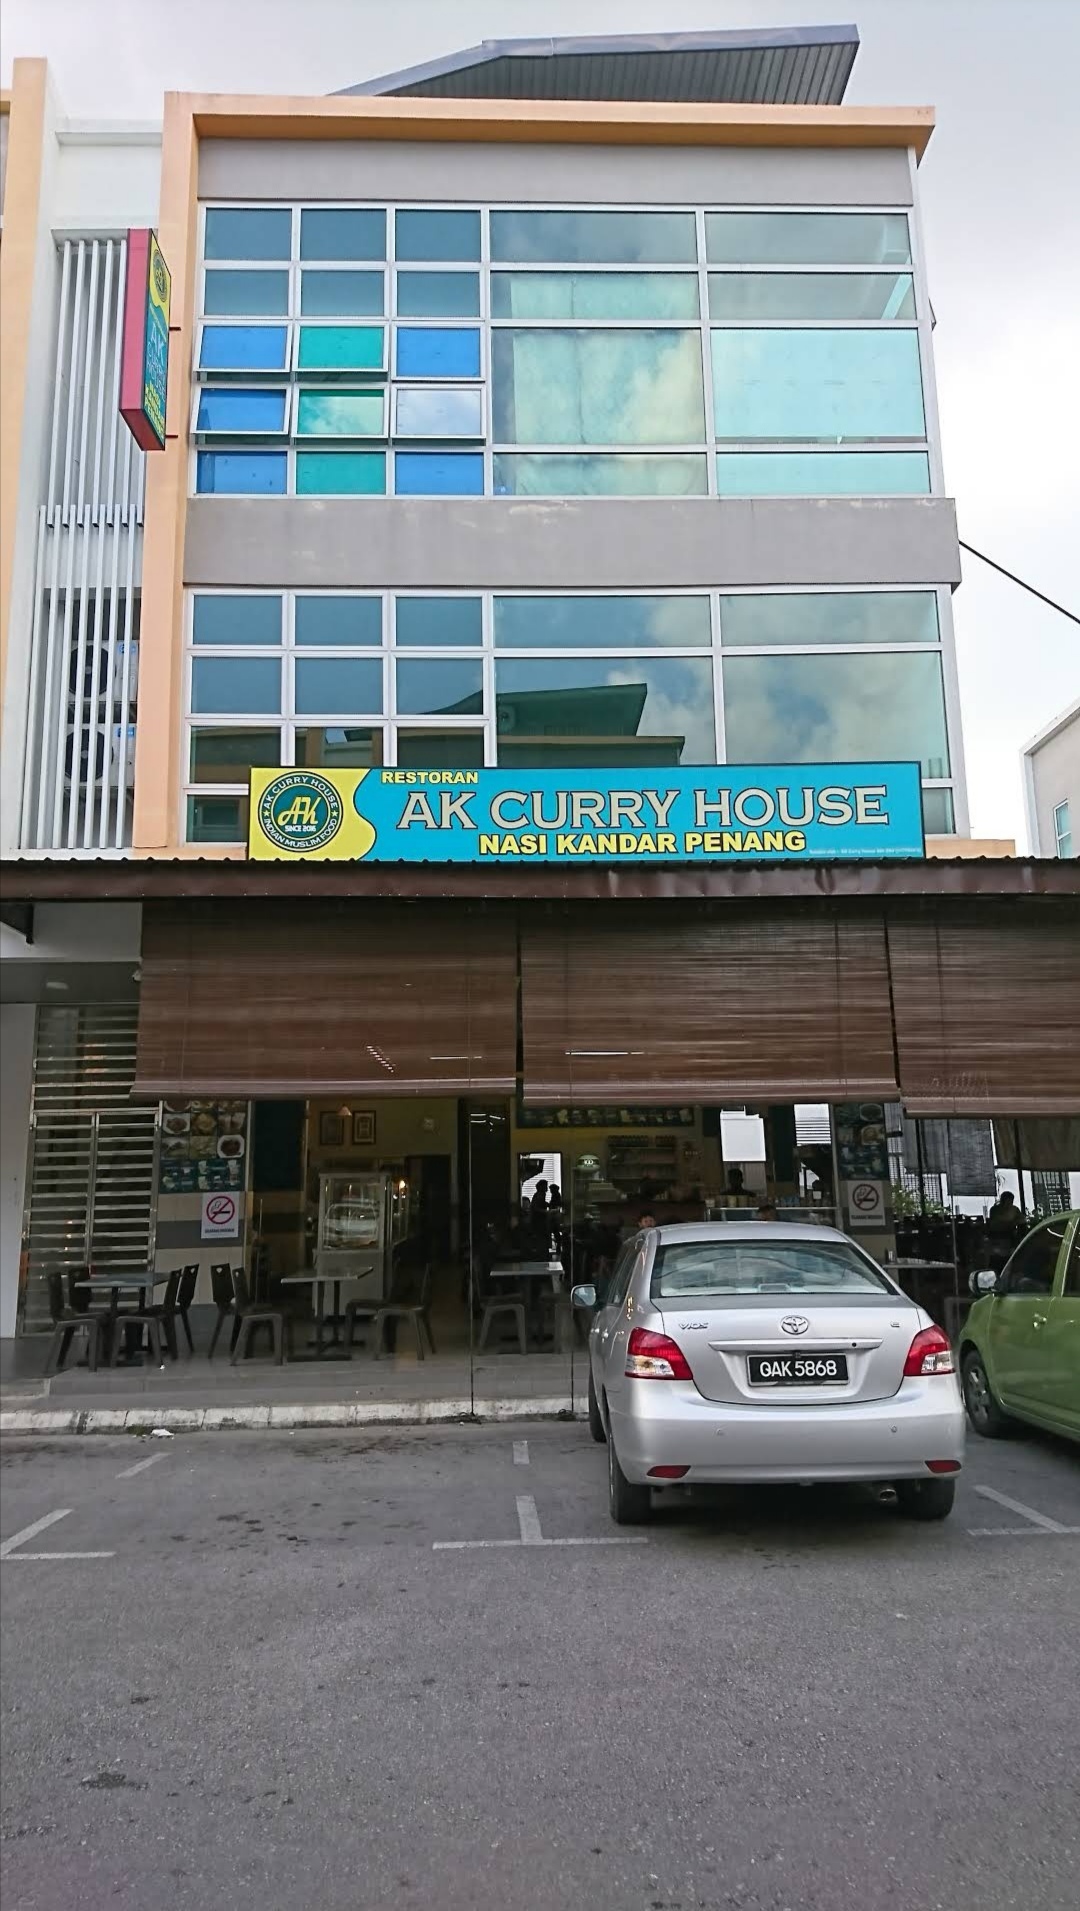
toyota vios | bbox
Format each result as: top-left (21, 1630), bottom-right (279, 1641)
top-left (573, 1223), bottom-right (965, 1525)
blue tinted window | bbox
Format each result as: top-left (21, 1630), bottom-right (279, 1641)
top-left (295, 452), bottom-right (386, 496)
top-left (396, 271), bottom-right (480, 317)
top-left (395, 327), bottom-right (481, 379)
top-left (203, 269), bottom-right (289, 316)
top-left (395, 598), bottom-right (482, 647)
top-left (204, 208), bottom-right (292, 261)
top-left (396, 659), bottom-right (484, 716)
top-left (199, 325), bottom-right (289, 372)
top-left (394, 387), bottom-right (484, 438)
top-left (299, 209), bottom-right (386, 261)
top-left (394, 452), bottom-right (484, 496)
top-left (493, 596), bottom-right (710, 649)
top-left (294, 597), bottom-right (383, 647)
top-left (294, 657), bottom-right (384, 716)
top-left (714, 451), bottom-right (930, 496)
top-left (196, 389), bottom-right (288, 433)
top-left (195, 452), bottom-right (287, 495)
top-left (193, 596), bottom-right (282, 646)
top-left (712, 330), bottom-right (926, 441)
top-left (190, 655), bottom-right (282, 714)
top-left (395, 210), bottom-right (480, 262)
top-left (490, 211), bottom-right (696, 265)
top-left (492, 330), bottom-right (704, 444)
top-left (300, 270), bottom-right (384, 317)
top-left (493, 454), bottom-right (707, 498)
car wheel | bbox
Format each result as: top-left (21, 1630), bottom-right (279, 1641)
top-left (608, 1431), bottom-right (652, 1525)
top-left (962, 1350), bottom-right (1013, 1438)
top-left (587, 1369), bottom-right (606, 1444)
top-left (894, 1477), bottom-right (956, 1522)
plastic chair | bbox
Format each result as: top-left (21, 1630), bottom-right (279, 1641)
top-left (229, 1265), bottom-right (290, 1365)
top-left (372, 1264), bottom-right (436, 1361)
top-left (44, 1270), bottom-right (104, 1375)
top-left (207, 1262), bottom-right (238, 1360)
top-left (173, 1263), bottom-right (200, 1354)
top-left (144, 1269), bottom-right (182, 1360)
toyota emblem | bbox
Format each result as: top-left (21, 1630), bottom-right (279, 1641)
top-left (780, 1315), bottom-right (810, 1336)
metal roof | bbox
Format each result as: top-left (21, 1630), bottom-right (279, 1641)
top-left (340, 25), bottom-right (860, 109)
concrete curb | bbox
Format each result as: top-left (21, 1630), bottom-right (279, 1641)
top-left (0, 1396), bottom-right (587, 1436)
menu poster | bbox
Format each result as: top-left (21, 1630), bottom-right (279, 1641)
top-left (519, 1104), bottom-right (696, 1130)
top-left (159, 1099), bottom-right (248, 1195)
top-left (834, 1102), bottom-right (889, 1181)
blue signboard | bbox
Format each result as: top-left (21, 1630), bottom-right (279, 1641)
top-left (250, 762), bottom-right (925, 862)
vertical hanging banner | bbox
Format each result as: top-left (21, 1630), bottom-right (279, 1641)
top-left (119, 228), bottom-right (171, 450)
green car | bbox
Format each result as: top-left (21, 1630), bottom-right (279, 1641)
top-left (960, 1210), bottom-right (1079, 1443)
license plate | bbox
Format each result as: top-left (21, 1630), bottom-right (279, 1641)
top-left (747, 1353), bottom-right (849, 1386)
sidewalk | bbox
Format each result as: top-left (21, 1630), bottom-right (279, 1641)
top-left (0, 1337), bottom-right (589, 1434)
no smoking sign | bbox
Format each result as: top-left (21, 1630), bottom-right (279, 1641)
top-left (201, 1191), bottom-right (241, 1241)
top-left (843, 1179), bottom-right (886, 1229)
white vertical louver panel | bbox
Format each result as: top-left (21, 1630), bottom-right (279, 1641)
top-left (20, 237), bottom-right (147, 851)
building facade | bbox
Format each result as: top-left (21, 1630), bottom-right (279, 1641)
top-left (1022, 700), bottom-right (1079, 858)
top-left (2, 34), bottom-right (1078, 1348)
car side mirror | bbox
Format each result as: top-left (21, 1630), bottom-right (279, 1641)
top-left (970, 1268), bottom-right (998, 1296)
top-left (571, 1283), bottom-right (597, 1310)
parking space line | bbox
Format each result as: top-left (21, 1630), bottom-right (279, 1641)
top-left (1, 1510), bottom-right (72, 1557)
top-left (513, 1441), bottom-right (529, 1467)
top-left (434, 1494), bottom-right (647, 1550)
top-left (516, 1495), bottom-right (543, 1542)
top-left (116, 1453), bottom-right (165, 1480)
top-left (968, 1526), bottom-right (1080, 1538)
top-left (973, 1485), bottom-right (1070, 1533)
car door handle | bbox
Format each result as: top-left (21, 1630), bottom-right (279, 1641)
top-left (1032, 1315), bottom-right (1047, 1329)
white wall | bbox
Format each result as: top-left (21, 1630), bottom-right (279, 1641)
top-left (53, 128), bottom-right (160, 232)
top-left (0, 1004), bottom-right (36, 1336)
top-left (0, 902), bottom-right (142, 963)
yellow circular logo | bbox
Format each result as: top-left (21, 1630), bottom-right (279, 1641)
top-left (258, 773), bottom-right (343, 853)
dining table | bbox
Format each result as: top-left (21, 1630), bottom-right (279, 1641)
top-left (72, 1272), bottom-right (172, 1360)
top-left (278, 1266), bottom-right (375, 1361)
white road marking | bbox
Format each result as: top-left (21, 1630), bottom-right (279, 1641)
top-left (116, 1453), bottom-right (165, 1480)
top-left (517, 1495), bottom-right (544, 1543)
top-left (0, 1509), bottom-right (114, 1562)
top-left (968, 1526), bottom-right (1080, 1539)
top-left (434, 1494), bottom-right (647, 1549)
top-left (513, 1440), bottom-right (530, 1467)
top-left (973, 1485), bottom-right (1070, 1533)
top-left (7, 1552), bottom-right (118, 1561)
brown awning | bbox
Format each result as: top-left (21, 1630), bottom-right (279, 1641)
top-left (889, 903), bottom-right (1080, 1115)
top-left (520, 905), bottom-right (898, 1103)
top-left (135, 901), bottom-right (518, 1097)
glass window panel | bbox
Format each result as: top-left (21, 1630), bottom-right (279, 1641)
top-left (199, 324), bottom-right (289, 371)
top-left (190, 655), bottom-right (282, 715)
top-left (705, 212), bottom-right (911, 266)
top-left (296, 389), bottom-right (385, 437)
top-left (396, 729), bottom-right (485, 768)
top-left (394, 452), bottom-right (484, 496)
top-left (189, 727), bottom-right (281, 782)
top-left (492, 330), bottom-right (705, 445)
top-left (719, 591), bottom-right (940, 649)
top-left (490, 210), bottom-right (697, 264)
top-left (204, 207), bottom-right (292, 261)
top-left (714, 450), bottom-right (930, 497)
top-left (721, 652), bottom-right (950, 778)
top-left (299, 208), bottom-right (386, 261)
top-left (295, 452), bottom-right (386, 495)
top-left (396, 659), bottom-right (484, 716)
top-left (494, 596), bottom-right (711, 649)
top-left (394, 210), bottom-right (480, 262)
top-left (186, 795), bottom-right (247, 843)
top-left (708, 272), bottom-right (916, 321)
top-left (396, 271), bottom-right (480, 317)
top-left (203, 269), bottom-right (290, 316)
top-left (922, 787), bottom-right (955, 835)
top-left (393, 386), bottom-right (484, 438)
top-left (494, 657), bottom-right (715, 766)
top-left (493, 454), bottom-right (707, 497)
top-left (395, 327), bottom-right (481, 379)
top-left (195, 451), bottom-right (287, 495)
top-left (196, 388), bottom-right (288, 433)
top-left (711, 330), bottom-right (926, 441)
top-left (295, 726), bottom-right (384, 769)
top-left (395, 598), bottom-right (482, 648)
top-left (296, 324), bottom-right (386, 372)
top-left (491, 271), bottom-right (699, 320)
top-left (295, 597), bottom-right (383, 647)
top-left (192, 595), bottom-right (282, 647)
top-left (294, 657), bottom-right (383, 716)
top-left (300, 270), bottom-right (384, 317)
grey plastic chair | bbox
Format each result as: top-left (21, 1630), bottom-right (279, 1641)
top-left (44, 1270), bottom-right (104, 1375)
top-left (372, 1263), bottom-right (436, 1361)
top-left (478, 1295), bottom-right (527, 1355)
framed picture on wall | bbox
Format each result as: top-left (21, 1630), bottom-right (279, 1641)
top-left (319, 1112), bottom-right (345, 1147)
top-left (352, 1111), bottom-right (376, 1147)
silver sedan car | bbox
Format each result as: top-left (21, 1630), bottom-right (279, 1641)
top-left (572, 1222), bottom-right (964, 1525)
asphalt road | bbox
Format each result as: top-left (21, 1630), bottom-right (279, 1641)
top-left (1, 1422), bottom-right (1078, 1911)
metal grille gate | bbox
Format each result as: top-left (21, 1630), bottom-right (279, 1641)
top-left (20, 1005), bottom-right (159, 1332)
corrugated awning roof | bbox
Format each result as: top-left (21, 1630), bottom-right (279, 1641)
top-left (340, 25), bottom-right (860, 109)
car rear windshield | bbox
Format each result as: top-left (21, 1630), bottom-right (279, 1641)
top-left (651, 1240), bottom-right (892, 1299)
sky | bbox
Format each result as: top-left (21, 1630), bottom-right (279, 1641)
top-left (3, 0), bottom-right (1078, 846)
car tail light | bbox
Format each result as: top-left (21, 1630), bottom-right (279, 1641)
top-left (648, 1465), bottom-right (690, 1480)
top-left (925, 1459), bottom-right (961, 1474)
top-left (903, 1325), bottom-right (955, 1377)
top-left (626, 1327), bottom-right (694, 1381)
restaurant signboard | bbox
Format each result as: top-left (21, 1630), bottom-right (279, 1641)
top-left (248, 763), bottom-right (924, 862)
top-left (119, 228), bottom-right (171, 450)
